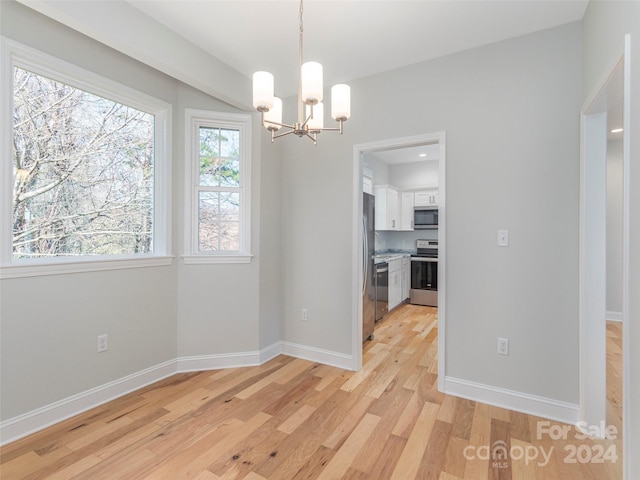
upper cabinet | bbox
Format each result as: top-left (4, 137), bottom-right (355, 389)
top-left (362, 164), bottom-right (374, 195)
top-left (414, 189), bottom-right (439, 208)
top-left (374, 185), bottom-right (399, 231)
top-left (400, 191), bottom-right (414, 231)
top-left (363, 175), bottom-right (373, 195)
top-left (376, 188), bottom-right (440, 231)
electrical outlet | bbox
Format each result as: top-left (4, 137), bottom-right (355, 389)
top-left (97, 334), bottom-right (108, 353)
top-left (301, 308), bottom-right (308, 322)
top-left (497, 337), bottom-right (509, 356)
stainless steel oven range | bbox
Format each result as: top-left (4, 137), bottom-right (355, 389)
top-left (410, 239), bottom-right (438, 306)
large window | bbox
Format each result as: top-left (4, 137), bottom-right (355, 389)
top-left (1, 40), bottom-right (171, 277)
top-left (184, 110), bottom-right (251, 263)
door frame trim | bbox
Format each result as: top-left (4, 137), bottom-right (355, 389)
top-left (578, 34), bottom-right (631, 479)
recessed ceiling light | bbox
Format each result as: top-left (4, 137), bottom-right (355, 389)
top-left (419, 153), bottom-right (427, 157)
top-left (610, 128), bottom-right (623, 133)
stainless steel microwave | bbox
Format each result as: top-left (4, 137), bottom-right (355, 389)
top-left (414, 207), bottom-right (438, 229)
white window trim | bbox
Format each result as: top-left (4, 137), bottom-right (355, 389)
top-left (0, 38), bottom-right (173, 279)
top-left (183, 109), bottom-right (252, 264)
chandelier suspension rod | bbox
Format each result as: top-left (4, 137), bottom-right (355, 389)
top-left (297, 0), bottom-right (304, 125)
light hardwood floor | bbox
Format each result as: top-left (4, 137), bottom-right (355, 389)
top-left (606, 320), bottom-right (623, 467)
top-left (1, 305), bottom-right (622, 479)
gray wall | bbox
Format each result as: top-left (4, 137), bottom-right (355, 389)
top-left (257, 139), bottom-right (283, 350)
top-left (280, 22), bottom-right (583, 403)
top-left (388, 161), bottom-right (438, 190)
top-left (0, 268), bottom-right (177, 420)
top-left (365, 155), bottom-right (438, 189)
top-left (0, 1), bottom-right (178, 420)
top-left (174, 85), bottom-right (261, 358)
top-left (364, 156), bottom-right (389, 185)
top-left (607, 139), bottom-right (623, 316)
top-left (0, 1), bottom-right (282, 421)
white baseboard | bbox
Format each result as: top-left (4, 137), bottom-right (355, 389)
top-left (443, 376), bottom-right (579, 425)
top-left (281, 341), bottom-right (355, 371)
top-left (0, 340), bottom-right (339, 445)
top-left (176, 342), bottom-right (282, 372)
top-left (606, 310), bottom-right (623, 322)
top-left (0, 359), bottom-right (177, 446)
top-left (259, 342), bottom-right (283, 364)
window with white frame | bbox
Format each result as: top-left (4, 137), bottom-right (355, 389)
top-left (184, 110), bottom-right (252, 263)
top-left (0, 40), bottom-right (171, 278)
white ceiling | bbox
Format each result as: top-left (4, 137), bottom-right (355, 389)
top-left (128, 0), bottom-right (589, 99)
top-left (605, 64), bottom-right (625, 140)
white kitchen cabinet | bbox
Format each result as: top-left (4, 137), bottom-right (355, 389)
top-left (414, 189), bottom-right (439, 207)
top-left (400, 191), bottom-right (414, 231)
top-left (363, 175), bottom-right (373, 195)
top-left (374, 185), bottom-right (399, 231)
top-left (388, 258), bottom-right (403, 310)
top-left (402, 256), bottom-right (410, 301)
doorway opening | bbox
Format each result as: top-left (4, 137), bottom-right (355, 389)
top-left (351, 132), bottom-right (446, 388)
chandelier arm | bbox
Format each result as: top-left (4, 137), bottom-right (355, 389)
top-left (265, 121), bottom-right (297, 130)
top-left (260, 112), bottom-right (296, 130)
top-left (301, 110), bottom-right (313, 129)
top-left (305, 132), bottom-right (317, 145)
top-left (271, 129), bottom-right (298, 140)
top-left (314, 119), bottom-right (345, 134)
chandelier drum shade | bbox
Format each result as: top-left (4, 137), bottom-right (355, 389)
top-left (252, 0), bottom-right (351, 144)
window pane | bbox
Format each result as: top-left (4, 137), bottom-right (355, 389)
top-left (198, 191), bottom-right (239, 251)
top-left (12, 67), bottom-right (154, 258)
top-left (199, 126), bottom-right (240, 187)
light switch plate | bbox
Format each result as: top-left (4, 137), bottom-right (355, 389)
top-left (497, 229), bottom-right (509, 247)
top-left (97, 334), bottom-right (108, 353)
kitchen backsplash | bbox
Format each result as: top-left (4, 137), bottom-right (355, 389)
top-left (375, 229), bottom-right (438, 253)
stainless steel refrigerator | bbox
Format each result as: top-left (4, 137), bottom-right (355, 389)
top-left (362, 192), bottom-right (375, 341)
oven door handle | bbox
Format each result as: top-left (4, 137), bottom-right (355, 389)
top-left (410, 257), bottom-right (438, 262)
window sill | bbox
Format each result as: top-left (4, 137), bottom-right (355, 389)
top-left (0, 256), bottom-right (174, 279)
top-left (182, 254), bottom-right (254, 265)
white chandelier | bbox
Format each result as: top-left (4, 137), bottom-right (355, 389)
top-left (252, 0), bottom-right (351, 144)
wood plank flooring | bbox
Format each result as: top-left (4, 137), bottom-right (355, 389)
top-left (1, 305), bottom-right (622, 479)
top-left (606, 319), bottom-right (623, 472)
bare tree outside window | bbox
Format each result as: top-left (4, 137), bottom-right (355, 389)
top-left (197, 126), bottom-right (241, 252)
top-left (12, 67), bottom-right (155, 258)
